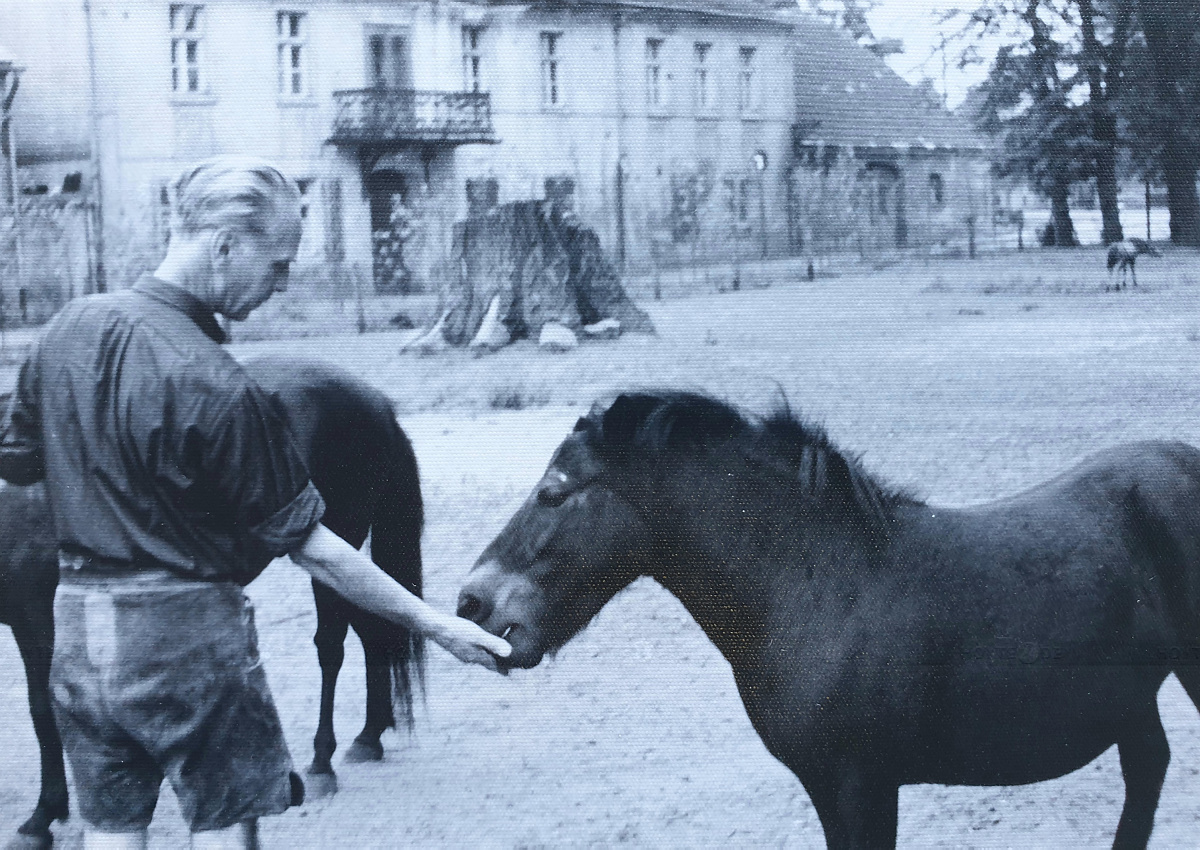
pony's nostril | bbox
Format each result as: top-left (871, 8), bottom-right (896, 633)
top-left (456, 592), bottom-right (487, 623)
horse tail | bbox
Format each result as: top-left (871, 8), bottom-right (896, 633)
top-left (368, 418), bottom-right (426, 731)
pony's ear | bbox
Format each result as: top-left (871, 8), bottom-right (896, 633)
top-left (599, 394), bottom-right (660, 448)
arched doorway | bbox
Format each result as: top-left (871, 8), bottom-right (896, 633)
top-left (860, 161), bottom-right (907, 250)
top-left (367, 169), bottom-right (414, 294)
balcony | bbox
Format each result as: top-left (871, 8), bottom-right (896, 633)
top-left (329, 89), bottom-right (496, 146)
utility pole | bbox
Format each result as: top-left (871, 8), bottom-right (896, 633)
top-left (754, 150), bottom-right (768, 261)
top-left (1, 54), bottom-right (25, 321)
top-left (83, 0), bottom-right (107, 292)
top-left (940, 31), bottom-right (949, 109)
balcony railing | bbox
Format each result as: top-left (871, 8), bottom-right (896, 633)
top-left (330, 89), bottom-right (496, 145)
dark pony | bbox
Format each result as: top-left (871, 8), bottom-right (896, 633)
top-left (0, 357), bottom-right (423, 847)
top-left (460, 390), bottom-right (1200, 849)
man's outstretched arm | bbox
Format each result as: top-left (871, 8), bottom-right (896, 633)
top-left (290, 523), bottom-right (512, 671)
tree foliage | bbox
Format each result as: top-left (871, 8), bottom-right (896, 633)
top-left (1120, 0), bottom-right (1200, 245)
top-left (805, 0), bottom-right (904, 56)
top-left (965, 0), bottom-right (1092, 245)
top-left (959, 0), bottom-right (1200, 245)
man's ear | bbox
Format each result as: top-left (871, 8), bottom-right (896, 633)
top-left (210, 227), bottom-right (235, 267)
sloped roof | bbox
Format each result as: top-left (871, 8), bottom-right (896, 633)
top-left (792, 14), bottom-right (988, 151)
top-left (485, 0), bottom-right (794, 25)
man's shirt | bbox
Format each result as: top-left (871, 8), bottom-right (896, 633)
top-left (0, 275), bottom-right (325, 583)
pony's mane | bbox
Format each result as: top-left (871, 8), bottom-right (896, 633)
top-left (587, 391), bottom-right (910, 532)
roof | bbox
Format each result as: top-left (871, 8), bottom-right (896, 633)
top-left (484, 0), bottom-right (795, 25)
top-left (792, 14), bottom-right (989, 152)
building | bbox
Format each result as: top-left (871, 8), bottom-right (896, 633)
top-left (787, 13), bottom-right (992, 257)
top-left (4, 0), bottom-right (989, 300)
top-left (3, 0), bottom-right (800, 294)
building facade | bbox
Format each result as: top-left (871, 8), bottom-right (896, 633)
top-left (5, 0), bottom-right (993, 301)
top-left (787, 13), bottom-right (992, 258)
top-left (5, 0), bottom-right (802, 294)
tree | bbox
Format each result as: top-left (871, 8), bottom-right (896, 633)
top-left (1123, 0), bottom-right (1200, 246)
top-left (969, 0), bottom-right (1091, 246)
top-left (806, 0), bottom-right (904, 56)
top-left (1072, 0), bottom-right (1133, 244)
top-left (961, 0), bottom-right (1135, 246)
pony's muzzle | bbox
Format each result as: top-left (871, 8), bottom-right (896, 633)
top-left (456, 589), bottom-right (493, 625)
top-left (457, 563), bottom-right (546, 668)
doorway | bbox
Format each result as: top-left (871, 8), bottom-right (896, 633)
top-left (368, 169), bottom-right (415, 294)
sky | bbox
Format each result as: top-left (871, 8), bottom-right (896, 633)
top-left (862, 0), bottom-right (998, 109)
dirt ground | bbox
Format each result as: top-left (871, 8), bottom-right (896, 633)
top-left (3, 246), bottom-right (1200, 847)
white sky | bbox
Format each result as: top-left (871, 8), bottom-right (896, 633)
top-left (862, 0), bottom-right (996, 109)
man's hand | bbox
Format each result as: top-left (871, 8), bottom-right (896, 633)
top-left (291, 525), bottom-right (512, 671)
top-left (431, 615), bottom-right (513, 673)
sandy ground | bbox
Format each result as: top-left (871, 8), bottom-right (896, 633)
top-left (3, 247), bottom-right (1200, 847)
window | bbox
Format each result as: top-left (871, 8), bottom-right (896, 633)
top-left (737, 46), bottom-right (757, 113)
top-left (367, 27), bottom-right (411, 89)
top-left (296, 178), bottom-right (312, 220)
top-left (169, 5), bottom-right (205, 94)
top-left (277, 11), bottom-right (307, 97)
top-left (545, 176), bottom-right (575, 208)
top-left (540, 32), bottom-right (562, 106)
top-left (155, 182), bottom-right (172, 247)
top-left (693, 43), bottom-right (712, 111)
top-left (463, 27), bottom-right (485, 93)
top-left (466, 177), bottom-right (499, 216)
top-left (929, 173), bottom-right (945, 207)
top-left (645, 38), bottom-right (664, 109)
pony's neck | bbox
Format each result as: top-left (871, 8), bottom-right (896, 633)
top-left (642, 460), bottom-right (866, 670)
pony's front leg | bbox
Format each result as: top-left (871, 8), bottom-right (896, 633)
top-left (1112, 701), bottom-right (1169, 850)
top-left (804, 770), bottom-right (899, 850)
top-left (307, 581), bottom-right (349, 799)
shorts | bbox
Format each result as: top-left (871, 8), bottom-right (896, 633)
top-left (51, 570), bottom-right (302, 833)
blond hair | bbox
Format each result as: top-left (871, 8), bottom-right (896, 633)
top-left (169, 156), bottom-right (300, 237)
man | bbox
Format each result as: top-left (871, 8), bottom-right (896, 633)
top-left (0, 157), bottom-right (510, 849)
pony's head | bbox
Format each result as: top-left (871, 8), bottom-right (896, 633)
top-left (457, 395), bottom-right (666, 668)
top-left (457, 390), bottom-right (897, 669)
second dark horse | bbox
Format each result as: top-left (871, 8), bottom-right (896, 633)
top-left (0, 357), bottom-right (424, 847)
top-left (460, 391), bottom-right (1200, 849)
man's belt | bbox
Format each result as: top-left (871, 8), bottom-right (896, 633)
top-left (57, 550), bottom-right (196, 587)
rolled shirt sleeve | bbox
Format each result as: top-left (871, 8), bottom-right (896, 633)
top-left (204, 380), bottom-right (326, 562)
top-left (249, 480), bottom-right (326, 558)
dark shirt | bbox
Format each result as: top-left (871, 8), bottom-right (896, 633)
top-left (0, 275), bottom-right (325, 583)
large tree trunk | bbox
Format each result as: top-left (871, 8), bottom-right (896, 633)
top-left (1139, 0), bottom-right (1200, 246)
top-left (1048, 180), bottom-right (1078, 247)
top-left (1161, 142), bottom-right (1200, 247)
top-left (1077, 0), bottom-right (1126, 245)
top-left (1093, 122), bottom-right (1123, 245)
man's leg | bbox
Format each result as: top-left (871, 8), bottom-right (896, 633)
top-left (83, 829), bottom-right (148, 850)
top-left (191, 820), bottom-right (259, 850)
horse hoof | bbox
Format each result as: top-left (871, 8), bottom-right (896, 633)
top-left (6, 831), bottom-right (53, 850)
top-left (304, 768), bottom-right (338, 799)
top-left (343, 738), bottom-right (384, 764)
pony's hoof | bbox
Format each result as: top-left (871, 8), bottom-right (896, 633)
top-left (304, 768), bottom-right (338, 799)
top-left (343, 738), bottom-right (384, 763)
top-left (6, 831), bottom-right (53, 850)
